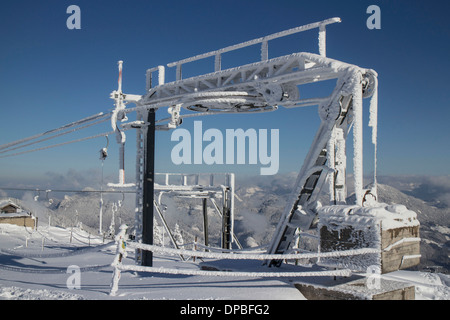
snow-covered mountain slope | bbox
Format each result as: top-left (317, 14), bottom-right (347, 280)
top-left (0, 224), bottom-right (305, 300)
top-left (1, 175), bottom-right (448, 300)
top-left (15, 175), bottom-right (449, 274)
top-left (0, 223), bottom-right (448, 300)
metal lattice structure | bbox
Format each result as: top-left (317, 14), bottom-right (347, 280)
top-left (110, 17), bottom-right (379, 266)
top-left (153, 172), bottom-right (239, 252)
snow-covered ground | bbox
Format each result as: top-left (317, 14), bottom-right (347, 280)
top-left (0, 223), bottom-right (448, 300)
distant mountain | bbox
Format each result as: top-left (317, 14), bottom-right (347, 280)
top-left (24, 174), bottom-right (449, 274)
top-left (26, 191), bottom-right (136, 236)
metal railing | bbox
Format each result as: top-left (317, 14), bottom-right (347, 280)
top-left (146, 17), bottom-right (341, 88)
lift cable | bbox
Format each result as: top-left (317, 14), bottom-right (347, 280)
top-left (0, 117), bottom-right (111, 156)
top-left (0, 186), bottom-right (136, 194)
top-left (0, 127), bottom-right (133, 159)
top-left (0, 112), bottom-right (111, 152)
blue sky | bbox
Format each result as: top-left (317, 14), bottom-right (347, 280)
top-left (0, 0), bottom-right (449, 188)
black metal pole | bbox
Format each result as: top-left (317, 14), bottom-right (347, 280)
top-left (142, 108), bottom-right (155, 266)
top-left (202, 198), bottom-right (209, 250)
top-left (222, 188), bottom-right (232, 250)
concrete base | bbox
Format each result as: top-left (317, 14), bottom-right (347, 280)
top-left (380, 226), bottom-right (420, 273)
top-left (295, 276), bottom-right (415, 300)
top-left (320, 225), bottom-right (420, 274)
top-left (318, 204), bottom-right (420, 274)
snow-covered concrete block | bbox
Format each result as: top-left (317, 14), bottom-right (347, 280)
top-left (295, 277), bottom-right (416, 300)
top-left (318, 203), bottom-right (420, 274)
top-left (0, 215), bottom-right (37, 229)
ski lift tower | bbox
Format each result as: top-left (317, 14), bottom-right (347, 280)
top-left (111, 17), bottom-right (381, 267)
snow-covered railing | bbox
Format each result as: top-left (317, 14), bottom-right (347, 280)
top-left (109, 224), bottom-right (378, 296)
top-left (154, 172), bottom-right (233, 196)
top-left (127, 242), bottom-right (379, 261)
top-left (153, 173), bottom-right (233, 201)
top-left (145, 17), bottom-right (341, 86)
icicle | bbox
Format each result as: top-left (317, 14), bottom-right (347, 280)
top-left (352, 72), bottom-right (364, 206)
top-left (368, 74), bottom-right (379, 198)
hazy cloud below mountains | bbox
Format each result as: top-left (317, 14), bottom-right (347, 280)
top-left (3, 168), bottom-right (450, 209)
top-left (377, 174), bottom-right (450, 208)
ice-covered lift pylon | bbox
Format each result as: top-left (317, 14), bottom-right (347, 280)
top-left (112, 17), bottom-right (379, 266)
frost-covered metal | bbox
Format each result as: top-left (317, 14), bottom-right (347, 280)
top-left (110, 17), bottom-right (380, 265)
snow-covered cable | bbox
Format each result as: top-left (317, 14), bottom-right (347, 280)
top-left (126, 242), bottom-right (379, 260)
top-left (0, 129), bottom-right (130, 159)
top-left (0, 186), bottom-right (136, 194)
top-left (117, 264), bottom-right (352, 278)
top-left (0, 112), bottom-right (109, 152)
top-left (0, 117), bottom-right (110, 155)
top-left (193, 242), bottom-right (267, 253)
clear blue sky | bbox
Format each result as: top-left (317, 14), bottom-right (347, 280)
top-left (0, 0), bottom-right (449, 188)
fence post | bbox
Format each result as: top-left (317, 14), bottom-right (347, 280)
top-left (110, 224), bottom-right (128, 296)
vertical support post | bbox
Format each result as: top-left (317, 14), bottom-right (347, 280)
top-left (318, 25), bottom-right (326, 57)
top-left (119, 142), bottom-right (125, 185)
top-left (146, 69), bottom-right (152, 91)
top-left (99, 195), bottom-right (104, 234)
top-left (202, 198), bottom-right (209, 250)
top-left (326, 129), bottom-right (336, 205)
top-left (352, 75), bottom-right (364, 205)
top-left (142, 108), bottom-right (155, 266)
top-left (117, 61), bottom-right (123, 93)
top-left (134, 111), bottom-right (145, 263)
top-left (214, 53), bottom-right (222, 72)
top-left (146, 66), bottom-right (165, 90)
top-left (222, 187), bottom-right (232, 250)
top-left (158, 66), bottom-right (165, 85)
top-left (261, 40), bottom-right (269, 61)
top-left (153, 200), bottom-right (185, 261)
top-left (99, 157), bottom-right (105, 235)
top-left (176, 64), bottom-right (182, 81)
top-left (227, 173), bottom-right (235, 244)
top-left (334, 128), bottom-right (347, 204)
